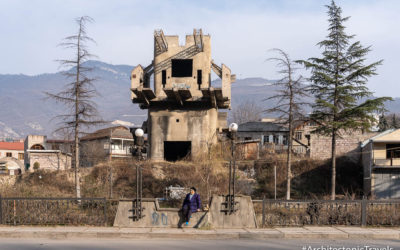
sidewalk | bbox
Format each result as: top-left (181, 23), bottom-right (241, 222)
top-left (0, 226), bottom-right (400, 240)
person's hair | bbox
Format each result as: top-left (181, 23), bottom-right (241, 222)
top-left (190, 187), bottom-right (196, 192)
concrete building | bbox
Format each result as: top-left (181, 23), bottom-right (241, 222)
top-left (0, 141), bottom-right (24, 162)
top-left (130, 29), bottom-right (234, 161)
top-left (80, 126), bottom-right (134, 166)
top-left (361, 129), bottom-right (400, 199)
top-left (24, 135), bottom-right (72, 171)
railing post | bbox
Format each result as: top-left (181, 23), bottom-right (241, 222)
top-left (0, 195), bottom-right (2, 225)
top-left (361, 197), bottom-right (367, 227)
top-left (262, 196), bottom-right (265, 228)
top-left (103, 198), bottom-right (107, 226)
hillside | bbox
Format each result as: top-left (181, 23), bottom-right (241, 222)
top-left (0, 60), bottom-right (397, 139)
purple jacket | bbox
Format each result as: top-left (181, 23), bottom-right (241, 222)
top-left (182, 193), bottom-right (201, 212)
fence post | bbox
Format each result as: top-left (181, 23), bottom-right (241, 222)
top-left (262, 196), bottom-right (265, 228)
top-left (361, 197), bottom-right (367, 227)
top-left (103, 198), bottom-right (107, 226)
top-left (0, 195), bottom-right (2, 225)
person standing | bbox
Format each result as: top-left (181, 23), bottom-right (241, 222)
top-left (181, 187), bottom-right (201, 226)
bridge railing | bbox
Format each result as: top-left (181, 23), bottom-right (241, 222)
top-left (253, 198), bottom-right (400, 227)
top-left (0, 196), bottom-right (118, 226)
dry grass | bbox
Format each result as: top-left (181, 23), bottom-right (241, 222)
top-left (253, 154), bottom-right (364, 199)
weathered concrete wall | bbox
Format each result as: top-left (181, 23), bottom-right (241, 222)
top-left (207, 195), bottom-right (257, 229)
top-left (25, 135), bottom-right (46, 150)
top-left (153, 34), bottom-right (212, 97)
top-left (114, 199), bottom-right (208, 228)
top-left (114, 195), bottom-right (257, 229)
top-left (28, 152), bottom-right (71, 171)
top-left (148, 107), bottom-right (218, 160)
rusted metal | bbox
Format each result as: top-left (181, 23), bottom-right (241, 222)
top-left (0, 197), bottom-right (108, 226)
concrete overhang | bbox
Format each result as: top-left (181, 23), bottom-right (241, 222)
top-left (27, 150), bottom-right (72, 156)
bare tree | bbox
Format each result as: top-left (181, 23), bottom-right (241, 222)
top-left (46, 16), bottom-right (104, 198)
top-left (231, 100), bottom-right (263, 125)
top-left (266, 49), bottom-right (309, 200)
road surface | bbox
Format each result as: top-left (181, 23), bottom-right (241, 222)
top-left (0, 238), bottom-right (398, 250)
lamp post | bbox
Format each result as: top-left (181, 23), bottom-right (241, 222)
top-left (227, 123), bottom-right (238, 214)
top-left (131, 128), bottom-right (144, 221)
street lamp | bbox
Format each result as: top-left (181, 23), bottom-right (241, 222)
top-left (130, 127), bottom-right (145, 221)
top-left (227, 123), bottom-right (238, 214)
top-left (134, 128), bottom-right (145, 160)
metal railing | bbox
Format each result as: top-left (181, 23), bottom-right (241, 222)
top-left (374, 158), bottom-right (400, 166)
top-left (254, 198), bottom-right (400, 227)
top-left (0, 196), bottom-right (112, 226)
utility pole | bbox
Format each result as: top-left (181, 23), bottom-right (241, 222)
top-left (109, 129), bottom-right (113, 199)
top-left (274, 165), bottom-right (277, 200)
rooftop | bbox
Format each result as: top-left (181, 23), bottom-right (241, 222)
top-left (238, 122), bottom-right (288, 132)
top-left (81, 126), bottom-right (133, 141)
top-left (0, 141), bottom-right (24, 151)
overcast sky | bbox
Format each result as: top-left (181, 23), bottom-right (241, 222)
top-left (1, 0), bottom-right (399, 97)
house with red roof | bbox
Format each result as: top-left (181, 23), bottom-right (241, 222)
top-left (0, 141), bottom-right (24, 175)
top-left (0, 141), bottom-right (24, 161)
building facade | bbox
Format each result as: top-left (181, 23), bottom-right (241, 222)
top-left (0, 141), bottom-right (24, 162)
top-left (362, 129), bottom-right (400, 199)
top-left (24, 135), bottom-right (72, 171)
top-left (237, 121), bottom-right (310, 155)
top-left (130, 29), bottom-right (234, 161)
top-left (80, 126), bottom-right (134, 167)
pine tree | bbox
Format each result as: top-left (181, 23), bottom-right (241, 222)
top-left (297, 1), bottom-right (391, 200)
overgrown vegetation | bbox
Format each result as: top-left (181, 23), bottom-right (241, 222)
top-left (1, 151), bottom-right (364, 201)
top-left (253, 155), bottom-right (363, 199)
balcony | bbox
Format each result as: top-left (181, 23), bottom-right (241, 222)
top-left (110, 139), bottom-right (133, 157)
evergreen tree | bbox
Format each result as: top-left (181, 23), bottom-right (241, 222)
top-left (298, 1), bottom-right (391, 200)
top-left (391, 114), bottom-right (399, 129)
top-left (377, 113), bottom-right (389, 132)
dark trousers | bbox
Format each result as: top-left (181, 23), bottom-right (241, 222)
top-left (182, 205), bottom-right (192, 222)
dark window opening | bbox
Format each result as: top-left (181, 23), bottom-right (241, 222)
top-left (305, 134), bottom-right (311, 146)
top-left (162, 70), bottom-right (166, 88)
top-left (176, 119), bottom-right (179, 123)
top-left (171, 59), bottom-right (192, 77)
top-left (30, 144), bottom-right (45, 150)
top-left (387, 144), bottom-right (400, 158)
top-left (282, 135), bottom-right (288, 146)
top-left (164, 141), bottom-right (191, 161)
top-left (197, 70), bottom-right (202, 90)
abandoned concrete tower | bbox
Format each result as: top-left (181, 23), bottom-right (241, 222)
top-left (130, 29), bottom-right (235, 161)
